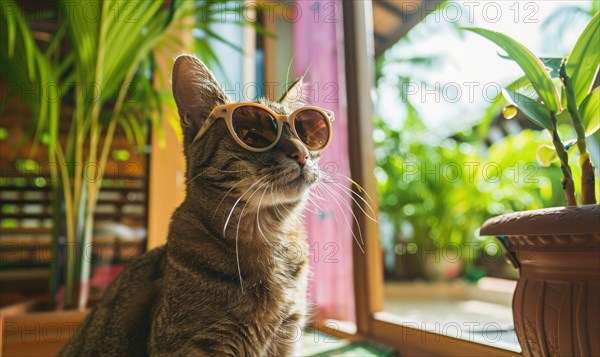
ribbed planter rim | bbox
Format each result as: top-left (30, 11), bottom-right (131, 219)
top-left (480, 204), bottom-right (600, 236)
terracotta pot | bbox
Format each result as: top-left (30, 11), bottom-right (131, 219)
top-left (481, 204), bottom-right (600, 357)
top-left (0, 301), bottom-right (88, 357)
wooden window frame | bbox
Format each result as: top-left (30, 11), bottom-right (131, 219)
top-left (342, 2), bottom-right (521, 356)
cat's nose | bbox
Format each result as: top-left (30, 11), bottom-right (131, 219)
top-left (280, 139), bottom-right (309, 166)
top-left (289, 149), bottom-right (309, 166)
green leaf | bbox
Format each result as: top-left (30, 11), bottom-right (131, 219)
top-left (555, 108), bottom-right (572, 125)
top-left (540, 57), bottom-right (564, 78)
top-left (505, 75), bottom-right (542, 101)
top-left (506, 75), bottom-right (532, 91)
top-left (2, 1), bottom-right (16, 56)
top-left (565, 11), bottom-right (600, 106)
top-left (551, 77), bottom-right (565, 108)
top-left (0, 0), bottom-right (56, 150)
top-left (201, 28), bottom-right (244, 53)
top-left (118, 116), bottom-right (135, 143)
top-left (560, 83), bottom-right (568, 110)
top-left (580, 87), bottom-right (600, 137)
top-left (502, 89), bottom-right (554, 130)
top-left (536, 145), bottom-right (558, 167)
top-left (463, 27), bottom-right (561, 113)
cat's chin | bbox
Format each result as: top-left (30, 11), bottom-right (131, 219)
top-left (279, 183), bottom-right (310, 203)
top-left (256, 190), bottom-right (306, 208)
top-left (281, 167), bottom-right (318, 195)
top-left (251, 163), bottom-right (316, 207)
top-left (269, 181), bottom-right (309, 204)
top-left (258, 177), bottom-right (311, 207)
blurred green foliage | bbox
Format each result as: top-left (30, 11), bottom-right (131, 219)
top-left (374, 109), bottom-right (567, 280)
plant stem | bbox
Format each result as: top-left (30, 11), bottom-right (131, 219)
top-left (48, 74), bottom-right (60, 308)
top-left (77, 0), bottom-right (110, 310)
top-left (550, 113), bottom-right (578, 206)
top-left (54, 144), bottom-right (76, 307)
top-left (49, 155), bottom-right (60, 308)
top-left (73, 85), bottom-right (84, 239)
top-left (560, 62), bottom-right (596, 204)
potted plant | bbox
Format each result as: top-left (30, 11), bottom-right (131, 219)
top-left (0, 1), bottom-right (186, 354)
top-left (463, 11), bottom-right (599, 357)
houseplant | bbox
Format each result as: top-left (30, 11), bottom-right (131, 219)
top-left (0, 1), bottom-right (187, 354)
top-left (0, 0), bottom-right (256, 309)
top-left (464, 11), bottom-right (599, 357)
top-left (0, 0), bottom-right (191, 311)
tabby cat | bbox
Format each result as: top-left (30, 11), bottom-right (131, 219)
top-left (59, 55), bottom-right (332, 356)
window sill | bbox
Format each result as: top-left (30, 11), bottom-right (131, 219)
top-left (380, 280), bottom-right (521, 354)
top-left (372, 313), bottom-right (521, 357)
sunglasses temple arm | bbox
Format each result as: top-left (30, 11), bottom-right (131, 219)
top-left (193, 116), bottom-right (217, 143)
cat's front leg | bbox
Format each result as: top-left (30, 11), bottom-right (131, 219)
top-left (171, 330), bottom-right (272, 357)
top-left (173, 337), bottom-right (239, 357)
top-left (267, 339), bottom-right (303, 357)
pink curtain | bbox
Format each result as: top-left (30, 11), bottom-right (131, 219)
top-left (294, 0), bottom-right (355, 323)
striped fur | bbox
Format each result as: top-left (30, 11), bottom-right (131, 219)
top-left (60, 55), bottom-right (316, 356)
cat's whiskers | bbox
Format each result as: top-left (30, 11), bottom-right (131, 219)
top-left (274, 190), bottom-right (294, 218)
top-left (308, 187), bottom-right (327, 202)
top-left (305, 192), bottom-right (319, 208)
top-left (328, 179), bottom-right (378, 223)
top-left (312, 185), bottom-right (344, 243)
top-left (255, 182), bottom-right (272, 244)
top-left (236, 180), bottom-right (270, 247)
top-left (315, 181), bottom-right (365, 253)
top-left (312, 170), bottom-right (379, 247)
top-left (217, 168), bottom-right (249, 173)
top-left (186, 165), bottom-right (248, 186)
top-left (310, 184), bottom-right (332, 215)
top-left (311, 183), bottom-right (327, 201)
top-left (319, 181), bottom-right (365, 245)
top-left (211, 180), bottom-right (246, 224)
top-left (230, 154), bottom-right (247, 162)
top-left (273, 184), bottom-right (286, 217)
top-left (305, 190), bottom-right (327, 215)
top-left (315, 182), bottom-right (359, 250)
top-left (299, 194), bottom-right (321, 215)
top-left (185, 170), bottom-right (205, 185)
top-left (301, 205), bottom-right (320, 215)
top-left (224, 177), bottom-right (266, 237)
top-left (331, 172), bottom-right (378, 217)
top-left (226, 176), bottom-right (269, 292)
top-left (269, 185), bottom-right (286, 221)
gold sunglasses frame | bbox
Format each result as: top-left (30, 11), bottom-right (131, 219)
top-left (192, 102), bottom-right (335, 152)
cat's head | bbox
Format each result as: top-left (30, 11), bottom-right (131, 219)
top-left (171, 55), bottom-right (326, 208)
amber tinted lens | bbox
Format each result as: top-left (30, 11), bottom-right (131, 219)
top-left (231, 106), bottom-right (278, 149)
top-left (293, 109), bottom-right (330, 149)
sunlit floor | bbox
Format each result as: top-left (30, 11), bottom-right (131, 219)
top-left (302, 329), bottom-right (395, 356)
top-left (382, 280), bottom-right (520, 353)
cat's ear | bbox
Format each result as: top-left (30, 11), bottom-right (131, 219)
top-left (171, 55), bottom-right (230, 132)
top-left (278, 77), bottom-right (306, 110)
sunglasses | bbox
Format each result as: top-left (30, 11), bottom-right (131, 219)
top-left (193, 102), bottom-right (335, 152)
